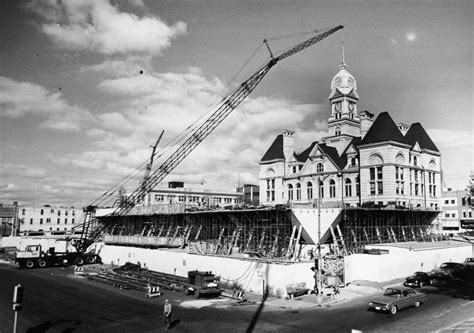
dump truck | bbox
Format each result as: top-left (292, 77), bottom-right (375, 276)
top-left (15, 238), bottom-right (97, 269)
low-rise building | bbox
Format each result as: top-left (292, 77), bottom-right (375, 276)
top-left (438, 189), bottom-right (473, 233)
top-left (143, 182), bottom-right (243, 209)
top-left (17, 204), bottom-right (85, 235)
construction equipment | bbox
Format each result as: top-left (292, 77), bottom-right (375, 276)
top-left (86, 263), bottom-right (221, 299)
top-left (75, 25), bottom-right (344, 253)
top-left (15, 239), bottom-right (97, 269)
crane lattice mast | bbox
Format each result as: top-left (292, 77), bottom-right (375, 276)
top-left (77, 25), bottom-right (343, 252)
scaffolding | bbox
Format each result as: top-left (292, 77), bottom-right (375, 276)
top-left (97, 207), bottom-right (441, 259)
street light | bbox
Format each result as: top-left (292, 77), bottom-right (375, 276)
top-left (316, 173), bottom-right (330, 306)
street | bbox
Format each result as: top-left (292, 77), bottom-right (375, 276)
top-left (1, 263), bottom-right (473, 333)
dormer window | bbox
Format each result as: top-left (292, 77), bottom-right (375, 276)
top-left (335, 127), bottom-right (341, 135)
top-left (292, 166), bottom-right (297, 173)
top-left (413, 156), bottom-right (418, 166)
top-left (316, 163), bottom-right (324, 173)
top-left (350, 157), bottom-right (357, 167)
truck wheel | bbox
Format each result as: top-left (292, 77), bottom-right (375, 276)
top-left (26, 260), bottom-right (35, 269)
top-left (390, 306), bottom-right (398, 315)
top-left (193, 290), bottom-right (201, 299)
top-left (75, 257), bottom-right (84, 266)
top-left (184, 288), bottom-right (191, 296)
top-left (38, 259), bottom-right (47, 268)
top-left (86, 256), bottom-right (96, 264)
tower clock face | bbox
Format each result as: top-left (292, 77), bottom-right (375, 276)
top-left (348, 102), bottom-right (355, 111)
top-left (335, 102), bottom-right (342, 111)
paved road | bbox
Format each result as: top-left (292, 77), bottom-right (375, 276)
top-left (1, 263), bottom-right (473, 333)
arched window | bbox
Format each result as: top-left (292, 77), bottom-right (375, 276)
top-left (335, 126), bottom-right (341, 135)
top-left (345, 178), bottom-right (352, 197)
top-left (292, 166), bottom-right (297, 173)
top-left (329, 179), bottom-right (336, 198)
top-left (316, 163), bottom-right (324, 173)
top-left (350, 157), bottom-right (357, 167)
top-left (318, 180), bottom-right (324, 198)
top-left (356, 175), bottom-right (360, 196)
top-left (307, 182), bottom-right (313, 200)
top-left (369, 153), bottom-right (383, 165)
top-left (288, 184), bottom-right (294, 201)
top-left (413, 156), bottom-right (418, 166)
top-left (296, 183), bottom-right (301, 200)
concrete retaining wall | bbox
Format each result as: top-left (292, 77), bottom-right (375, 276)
top-left (100, 245), bottom-right (314, 297)
top-left (344, 242), bottom-right (472, 283)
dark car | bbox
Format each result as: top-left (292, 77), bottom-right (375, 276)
top-left (368, 286), bottom-right (427, 315)
top-left (429, 262), bottom-right (465, 286)
top-left (404, 271), bottom-right (431, 288)
top-left (464, 257), bottom-right (474, 266)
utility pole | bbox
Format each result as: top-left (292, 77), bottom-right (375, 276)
top-left (316, 174), bottom-right (330, 306)
top-left (12, 283), bottom-right (23, 333)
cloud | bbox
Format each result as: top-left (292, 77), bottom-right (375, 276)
top-left (428, 128), bottom-right (473, 190)
top-left (406, 32), bottom-right (416, 42)
top-left (24, 0), bottom-right (186, 55)
top-left (0, 77), bottom-right (94, 131)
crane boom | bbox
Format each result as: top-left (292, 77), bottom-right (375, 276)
top-left (77, 25), bottom-right (343, 251)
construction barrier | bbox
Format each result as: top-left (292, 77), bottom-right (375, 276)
top-left (146, 284), bottom-right (162, 298)
top-left (74, 265), bottom-right (84, 276)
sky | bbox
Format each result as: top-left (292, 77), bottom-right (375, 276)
top-left (0, 0), bottom-right (472, 208)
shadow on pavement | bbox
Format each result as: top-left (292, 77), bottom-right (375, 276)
top-left (168, 318), bottom-right (181, 329)
top-left (26, 319), bottom-right (81, 333)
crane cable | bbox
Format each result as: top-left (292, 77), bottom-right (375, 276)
top-left (86, 26), bottom-right (333, 208)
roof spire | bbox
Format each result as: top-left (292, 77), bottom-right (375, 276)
top-left (340, 37), bottom-right (347, 70)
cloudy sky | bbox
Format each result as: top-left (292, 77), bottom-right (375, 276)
top-left (0, 0), bottom-right (472, 207)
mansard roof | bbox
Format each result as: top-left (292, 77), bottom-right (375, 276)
top-left (403, 123), bottom-right (439, 152)
top-left (359, 112), bottom-right (406, 146)
top-left (294, 142), bottom-right (317, 162)
top-left (319, 143), bottom-right (347, 170)
top-left (260, 134), bottom-right (285, 163)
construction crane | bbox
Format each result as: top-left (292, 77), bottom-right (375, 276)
top-left (140, 130), bottom-right (165, 204)
top-left (76, 25), bottom-right (343, 252)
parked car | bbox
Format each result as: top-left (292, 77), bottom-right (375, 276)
top-left (430, 262), bottom-right (465, 279)
top-left (404, 271), bottom-right (431, 288)
top-left (464, 258), bottom-right (474, 266)
top-left (368, 286), bottom-right (427, 315)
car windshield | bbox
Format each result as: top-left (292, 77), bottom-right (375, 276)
top-left (384, 288), bottom-right (402, 297)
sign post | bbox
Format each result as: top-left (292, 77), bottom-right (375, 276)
top-left (12, 283), bottom-right (23, 333)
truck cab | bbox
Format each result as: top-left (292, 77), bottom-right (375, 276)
top-left (185, 270), bottom-right (221, 298)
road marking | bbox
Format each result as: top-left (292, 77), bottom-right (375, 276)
top-left (431, 309), bottom-right (451, 319)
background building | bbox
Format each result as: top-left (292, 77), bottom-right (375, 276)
top-left (438, 188), bottom-right (474, 233)
top-left (143, 182), bottom-right (243, 209)
top-left (259, 58), bottom-right (441, 210)
top-left (0, 202), bottom-right (19, 237)
top-left (17, 204), bottom-right (85, 235)
top-left (236, 184), bottom-right (260, 206)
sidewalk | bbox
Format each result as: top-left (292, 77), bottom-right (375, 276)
top-left (179, 278), bottom-right (406, 310)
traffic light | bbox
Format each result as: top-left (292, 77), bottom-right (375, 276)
top-left (12, 284), bottom-right (23, 311)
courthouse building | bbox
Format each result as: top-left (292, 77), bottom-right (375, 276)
top-left (259, 58), bottom-right (441, 209)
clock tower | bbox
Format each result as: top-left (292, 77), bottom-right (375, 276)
top-left (325, 42), bottom-right (360, 154)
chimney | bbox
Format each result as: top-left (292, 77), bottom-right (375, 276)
top-left (360, 110), bottom-right (374, 139)
top-left (282, 129), bottom-right (295, 160)
top-left (398, 123), bottom-right (409, 136)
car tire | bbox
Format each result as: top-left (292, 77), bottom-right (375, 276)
top-left (194, 290), bottom-right (200, 299)
top-left (86, 256), bottom-right (96, 264)
top-left (75, 257), bottom-right (84, 266)
top-left (26, 260), bottom-right (35, 269)
top-left (390, 306), bottom-right (398, 315)
top-left (38, 259), bottom-right (47, 268)
top-left (414, 301), bottom-right (420, 308)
